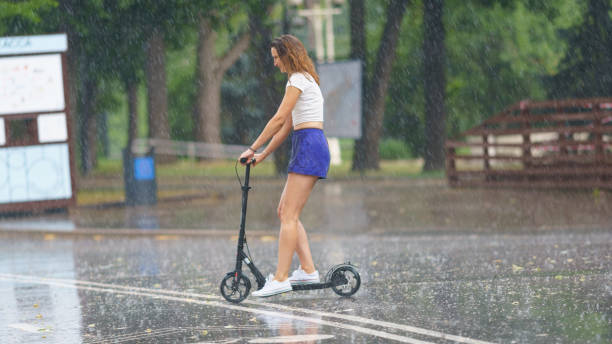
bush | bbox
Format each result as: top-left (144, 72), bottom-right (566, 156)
top-left (379, 138), bottom-right (413, 160)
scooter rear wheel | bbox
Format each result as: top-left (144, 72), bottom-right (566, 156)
top-left (220, 273), bottom-right (251, 303)
top-left (330, 265), bottom-right (361, 297)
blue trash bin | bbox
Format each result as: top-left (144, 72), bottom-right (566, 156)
top-left (123, 148), bottom-right (157, 206)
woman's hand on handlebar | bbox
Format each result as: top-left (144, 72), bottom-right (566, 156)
top-left (252, 152), bottom-right (267, 166)
top-left (239, 149), bottom-right (268, 167)
top-left (238, 149), bottom-right (255, 165)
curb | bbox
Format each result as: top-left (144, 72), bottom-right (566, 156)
top-left (0, 228), bottom-right (278, 238)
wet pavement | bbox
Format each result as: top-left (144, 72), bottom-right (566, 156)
top-left (0, 177), bottom-right (611, 343)
top-left (1, 230), bottom-right (610, 343)
top-left (4, 177), bottom-right (612, 234)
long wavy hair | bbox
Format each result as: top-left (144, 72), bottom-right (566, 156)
top-left (270, 34), bottom-right (320, 85)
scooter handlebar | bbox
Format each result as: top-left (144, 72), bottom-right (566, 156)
top-left (240, 157), bottom-right (256, 165)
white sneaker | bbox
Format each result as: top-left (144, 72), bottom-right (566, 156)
top-left (288, 266), bottom-right (320, 285)
top-left (252, 274), bottom-right (292, 297)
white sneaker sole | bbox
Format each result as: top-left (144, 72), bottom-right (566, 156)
top-left (289, 279), bottom-right (321, 286)
top-left (252, 286), bottom-right (292, 297)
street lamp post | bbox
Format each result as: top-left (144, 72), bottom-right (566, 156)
top-left (296, 0), bottom-right (342, 63)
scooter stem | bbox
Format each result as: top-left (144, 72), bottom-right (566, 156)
top-left (235, 164), bottom-right (250, 270)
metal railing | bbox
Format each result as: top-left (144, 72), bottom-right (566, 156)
top-left (132, 138), bottom-right (273, 160)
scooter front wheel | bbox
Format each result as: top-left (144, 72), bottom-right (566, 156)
top-left (220, 272), bottom-right (251, 303)
top-left (330, 265), bottom-right (361, 297)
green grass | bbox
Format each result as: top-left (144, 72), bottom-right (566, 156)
top-left (91, 156), bottom-right (438, 179)
top-left (92, 158), bottom-right (125, 176)
top-left (79, 156), bottom-right (442, 205)
top-left (328, 158), bottom-right (426, 178)
top-left (91, 138), bottom-right (440, 179)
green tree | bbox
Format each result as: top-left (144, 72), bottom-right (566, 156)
top-left (445, 0), bottom-right (577, 134)
top-left (1, 0), bottom-right (107, 174)
top-left (247, 0), bottom-right (289, 175)
top-left (137, 1), bottom-right (184, 152)
top-left (385, 0), bottom-right (578, 161)
top-left (24, 0), bottom-right (150, 174)
top-left (550, 0), bottom-right (612, 98)
top-left (0, 0), bottom-right (56, 34)
top-left (351, 0), bottom-right (411, 171)
top-left (63, 0), bottom-right (112, 174)
top-left (165, 1), bottom-right (282, 154)
top-left (191, 1), bottom-right (251, 145)
top-left (87, 0), bottom-right (148, 168)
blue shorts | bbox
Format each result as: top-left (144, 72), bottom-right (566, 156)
top-left (288, 128), bottom-right (330, 179)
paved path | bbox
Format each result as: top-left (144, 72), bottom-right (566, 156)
top-left (1, 178), bottom-right (611, 343)
top-left (4, 178), bottom-right (612, 234)
top-left (0, 229), bottom-right (610, 343)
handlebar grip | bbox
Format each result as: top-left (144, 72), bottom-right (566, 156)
top-left (240, 157), bottom-right (256, 165)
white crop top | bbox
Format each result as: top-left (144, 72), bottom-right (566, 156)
top-left (286, 72), bottom-right (324, 127)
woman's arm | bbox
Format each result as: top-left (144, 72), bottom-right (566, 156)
top-left (254, 115), bottom-right (292, 164)
top-left (239, 86), bottom-right (300, 163)
top-left (251, 86), bottom-right (300, 151)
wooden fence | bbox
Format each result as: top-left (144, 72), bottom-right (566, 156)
top-left (445, 98), bottom-right (612, 188)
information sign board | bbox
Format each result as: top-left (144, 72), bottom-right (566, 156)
top-left (318, 60), bottom-right (362, 139)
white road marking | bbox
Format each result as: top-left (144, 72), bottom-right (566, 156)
top-left (0, 273), bottom-right (496, 344)
top-left (245, 300), bottom-right (495, 344)
top-left (8, 323), bottom-right (40, 333)
top-left (0, 274), bottom-right (432, 344)
top-left (248, 334), bottom-right (335, 343)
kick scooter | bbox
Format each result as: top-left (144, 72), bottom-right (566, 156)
top-left (220, 158), bottom-right (361, 303)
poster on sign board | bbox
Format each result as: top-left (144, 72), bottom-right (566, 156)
top-left (0, 54), bottom-right (65, 115)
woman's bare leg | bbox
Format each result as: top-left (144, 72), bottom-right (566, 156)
top-left (277, 183), bottom-right (316, 275)
top-left (296, 220), bottom-right (315, 274)
top-left (275, 173), bottom-right (318, 281)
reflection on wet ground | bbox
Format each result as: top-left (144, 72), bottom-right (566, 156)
top-left (0, 229), bottom-right (610, 343)
top-left (3, 178), bottom-right (611, 234)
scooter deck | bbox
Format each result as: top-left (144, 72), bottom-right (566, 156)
top-left (291, 282), bottom-right (332, 291)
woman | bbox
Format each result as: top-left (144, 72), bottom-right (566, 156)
top-left (238, 34), bottom-right (330, 297)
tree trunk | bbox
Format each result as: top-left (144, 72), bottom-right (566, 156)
top-left (423, 0), bottom-right (446, 171)
top-left (349, 0), bottom-right (367, 171)
top-left (59, 0), bottom-right (81, 185)
top-left (587, 0), bottom-right (612, 96)
top-left (194, 18), bottom-right (221, 144)
top-left (349, 0), bottom-right (366, 62)
top-left (124, 81), bottom-right (138, 202)
top-left (352, 0), bottom-right (410, 171)
top-left (85, 89), bottom-right (98, 172)
top-left (78, 78), bottom-right (97, 175)
top-left (126, 81), bottom-right (139, 156)
top-left (145, 27), bottom-right (173, 162)
top-left (194, 15), bottom-right (250, 145)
